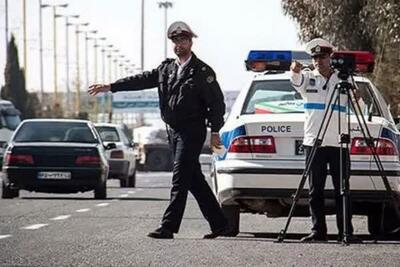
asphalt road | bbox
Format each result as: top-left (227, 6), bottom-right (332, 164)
top-left (0, 171), bottom-right (399, 267)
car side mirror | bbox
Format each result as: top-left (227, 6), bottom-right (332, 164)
top-left (105, 143), bottom-right (117, 150)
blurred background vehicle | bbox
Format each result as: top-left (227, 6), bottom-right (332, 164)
top-left (0, 99), bottom-right (21, 168)
top-left (133, 125), bottom-right (173, 172)
top-left (1, 119), bottom-right (110, 199)
top-left (95, 123), bottom-right (137, 187)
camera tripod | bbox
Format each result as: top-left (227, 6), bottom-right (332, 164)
top-left (276, 73), bottom-right (400, 245)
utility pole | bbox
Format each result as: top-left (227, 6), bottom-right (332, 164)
top-left (92, 37), bottom-right (106, 121)
top-left (107, 48), bottom-right (119, 123)
top-left (5, 0), bottom-right (8, 61)
top-left (82, 30), bottom-right (97, 95)
top-left (72, 22), bottom-right (89, 114)
top-left (56, 14), bottom-right (79, 114)
top-left (158, 1), bottom-right (173, 59)
top-left (22, 0), bottom-right (27, 81)
top-left (39, 0), bottom-right (44, 102)
top-left (40, 3), bottom-right (68, 106)
top-left (140, 0), bottom-right (144, 70)
top-left (100, 44), bottom-right (112, 122)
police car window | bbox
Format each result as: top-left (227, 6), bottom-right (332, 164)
top-left (353, 82), bottom-right (381, 117)
top-left (242, 80), bottom-right (303, 114)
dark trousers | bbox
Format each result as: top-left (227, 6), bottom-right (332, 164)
top-left (161, 124), bottom-right (227, 233)
top-left (305, 146), bottom-right (353, 235)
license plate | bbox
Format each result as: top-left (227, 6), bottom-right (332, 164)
top-left (295, 140), bottom-right (304, 155)
top-left (37, 172), bottom-right (71, 180)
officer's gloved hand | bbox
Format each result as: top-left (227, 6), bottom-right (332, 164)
top-left (290, 61), bottom-right (302, 73)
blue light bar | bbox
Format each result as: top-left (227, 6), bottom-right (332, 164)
top-left (245, 50), bottom-right (311, 72)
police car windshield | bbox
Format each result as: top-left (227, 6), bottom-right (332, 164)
top-left (242, 80), bottom-right (303, 114)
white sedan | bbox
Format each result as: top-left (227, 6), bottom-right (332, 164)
top-left (95, 123), bottom-right (137, 187)
top-left (211, 51), bottom-right (400, 237)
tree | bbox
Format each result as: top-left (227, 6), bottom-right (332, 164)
top-left (1, 34), bottom-right (30, 119)
top-left (281, 0), bottom-right (400, 116)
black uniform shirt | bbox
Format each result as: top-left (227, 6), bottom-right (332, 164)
top-left (110, 53), bottom-right (226, 132)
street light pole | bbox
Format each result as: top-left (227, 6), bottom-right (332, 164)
top-left (57, 14), bottom-right (79, 114)
top-left (140, 0), bottom-right (144, 70)
top-left (107, 48), bottom-right (118, 123)
top-left (92, 37), bottom-right (104, 84)
top-left (52, 4), bottom-right (68, 106)
top-left (73, 22), bottom-right (89, 114)
top-left (91, 37), bottom-right (106, 121)
top-left (38, 0), bottom-right (44, 102)
top-left (40, 3), bottom-right (68, 106)
top-left (80, 30), bottom-right (97, 113)
top-left (100, 44), bottom-right (112, 122)
top-left (22, 0), bottom-right (27, 81)
top-left (83, 30), bottom-right (97, 94)
top-left (158, 1), bottom-right (173, 59)
top-left (5, 0), bottom-right (8, 55)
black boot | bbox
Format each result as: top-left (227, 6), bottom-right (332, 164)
top-left (147, 227), bottom-right (174, 239)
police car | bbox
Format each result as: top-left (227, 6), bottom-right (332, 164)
top-left (212, 50), bottom-right (400, 237)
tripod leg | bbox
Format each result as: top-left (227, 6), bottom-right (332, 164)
top-left (277, 91), bottom-right (339, 242)
top-left (348, 85), bottom-right (400, 238)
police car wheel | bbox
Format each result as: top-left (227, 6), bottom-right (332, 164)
top-left (221, 205), bottom-right (240, 236)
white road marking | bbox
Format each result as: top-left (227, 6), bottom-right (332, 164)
top-left (96, 203), bottom-right (110, 207)
top-left (22, 224), bottom-right (48, 230)
top-left (119, 194), bottom-right (129, 198)
top-left (128, 191), bottom-right (135, 194)
top-left (0, 234), bottom-right (12, 240)
top-left (76, 208), bottom-right (90, 213)
top-left (137, 189), bottom-right (143, 192)
top-left (50, 215), bottom-right (71, 221)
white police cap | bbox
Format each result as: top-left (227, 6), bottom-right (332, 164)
top-left (305, 38), bottom-right (334, 56)
top-left (167, 21), bottom-right (198, 39)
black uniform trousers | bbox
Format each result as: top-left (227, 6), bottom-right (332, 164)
top-left (161, 123), bottom-right (227, 233)
top-left (305, 146), bottom-right (354, 236)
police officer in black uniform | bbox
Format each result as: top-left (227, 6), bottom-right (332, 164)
top-left (88, 21), bottom-right (230, 239)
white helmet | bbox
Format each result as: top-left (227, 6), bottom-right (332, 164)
top-left (305, 38), bottom-right (334, 56)
top-left (167, 21), bottom-right (197, 39)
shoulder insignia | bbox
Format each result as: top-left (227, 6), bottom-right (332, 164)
top-left (201, 66), bottom-right (207, 71)
top-left (206, 75), bottom-right (215, 83)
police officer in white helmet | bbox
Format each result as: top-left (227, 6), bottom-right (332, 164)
top-left (290, 38), bottom-right (359, 242)
top-left (88, 21), bottom-right (232, 239)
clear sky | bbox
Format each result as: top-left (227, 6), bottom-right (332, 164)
top-left (0, 0), bottom-right (303, 94)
